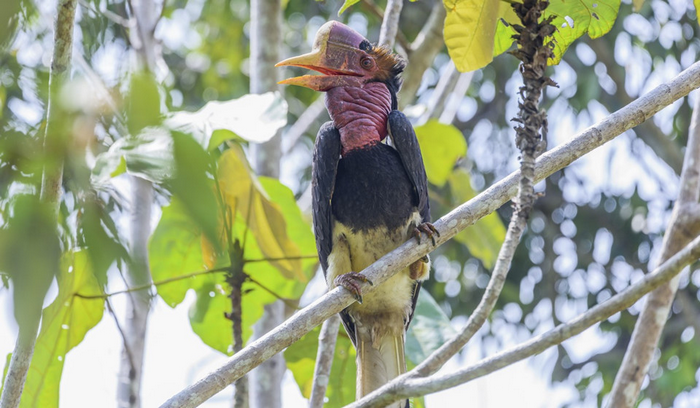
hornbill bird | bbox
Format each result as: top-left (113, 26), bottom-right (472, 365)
top-left (277, 21), bottom-right (438, 407)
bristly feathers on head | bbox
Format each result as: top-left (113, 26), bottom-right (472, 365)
top-left (360, 40), bottom-right (406, 96)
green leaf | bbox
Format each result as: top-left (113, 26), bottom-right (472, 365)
top-left (285, 324), bottom-right (356, 407)
top-left (493, 2), bottom-right (518, 56)
top-left (544, 0), bottom-right (621, 65)
top-left (170, 131), bottom-right (221, 250)
top-left (149, 198), bottom-right (207, 307)
top-left (695, 0), bottom-right (700, 24)
top-left (21, 251), bottom-right (105, 408)
top-left (127, 71), bottom-right (161, 135)
top-left (0, 195), bottom-right (60, 330)
top-left (338, 0), bottom-right (360, 15)
top-left (406, 290), bottom-right (455, 364)
top-left (414, 120), bottom-right (467, 187)
top-left (443, 0), bottom-right (501, 72)
top-left (91, 128), bottom-right (174, 185)
top-left (165, 92), bottom-right (287, 150)
top-left (449, 169), bottom-right (506, 269)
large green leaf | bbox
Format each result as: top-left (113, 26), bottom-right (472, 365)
top-left (285, 323), bottom-right (357, 407)
top-left (165, 92), bottom-right (287, 150)
top-left (545, 0), bottom-right (621, 64)
top-left (149, 198), bottom-right (207, 307)
top-left (414, 120), bottom-right (467, 187)
top-left (494, 0), bottom-right (621, 64)
top-left (20, 251), bottom-right (105, 408)
top-left (443, 0), bottom-right (501, 72)
top-left (450, 169), bottom-right (506, 269)
top-left (338, 0), bottom-right (360, 15)
top-left (493, 1), bottom-right (518, 56)
top-left (0, 195), bottom-right (60, 331)
top-left (406, 291), bottom-right (456, 364)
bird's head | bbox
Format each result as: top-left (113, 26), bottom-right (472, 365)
top-left (275, 21), bottom-right (405, 92)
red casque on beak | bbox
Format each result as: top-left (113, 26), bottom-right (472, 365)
top-left (275, 21), bottom-right (371, 91)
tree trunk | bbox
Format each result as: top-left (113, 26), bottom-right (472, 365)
top-left (117, 177), bottom-right (153, 408)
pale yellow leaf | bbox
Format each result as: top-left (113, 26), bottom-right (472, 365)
top-left (444, 0), bottom-right (501, 72)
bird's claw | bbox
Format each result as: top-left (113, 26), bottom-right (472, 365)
top-left (334, 272), bottom-right (373, 304)
top-left (413, 222), bottom-right (440, 246)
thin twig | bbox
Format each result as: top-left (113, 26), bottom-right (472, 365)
top-left (349, 234), bottom-right (700, 407)
top-left (105, 299), bottom-right (136, 376)
top-left (359, 0), bottom-right (410, 52)
top-left (308, 314), bottom-right (341, 408)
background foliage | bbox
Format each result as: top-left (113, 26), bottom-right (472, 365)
top-left (1, 0), bottom-right (699, 407)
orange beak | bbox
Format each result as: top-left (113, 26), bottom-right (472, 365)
top-left (276, 21), bottom-right (369, 91)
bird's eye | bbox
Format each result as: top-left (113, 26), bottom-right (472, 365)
top-left (360, 57), bottom-right (374, 69)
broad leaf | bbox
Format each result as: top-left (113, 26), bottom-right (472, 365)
top-left (92, 128), bottom-right (174, 185)
top-left (443, 0), bottom-right (500, 72)
top-left (544, 0), bottom-right (621, 64)
top-left (216, 146), bottom-right (306, 281)
top-left (165, 92), bottom-right (287, 149)
top-left (149, 198), bottom-right (207, 307)
top-left (406, 291), bottom-right (456, 364)
top-left (20, 251), bottom-right (104, 408)
top-left (414, 120), bottom-right (467, 187)
top-left (695, 0), bottom-right (700, 23)
top-left (0, 195), bottom-right (60, 330)
top-left (450, 169), bottom-right (506, 269)
top-left (285, 323), bottom-right (357, 407)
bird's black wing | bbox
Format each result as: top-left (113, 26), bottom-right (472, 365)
top-left (387, 110), bottom-right (430, 223)
top-left (312, 122), bottom-right (342, 274)
top-left (311, 123), bottom-right (358, 345)
top-left (387, 110), bottom-right (431, 333)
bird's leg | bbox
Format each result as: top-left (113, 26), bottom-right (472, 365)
top-left (413, 222), bottom-right (440, 246)
top-left (334, 272), bottom-right (374, 304)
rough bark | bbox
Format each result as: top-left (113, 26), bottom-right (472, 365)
top-left (159, 61), bottom-right (700, 408)
top-left (308, 314), bottom-right (341, 408)
top-left (117, 177), bottom-right (153, 408)
top-left (0, 1), bottom-right (77, 407)
top-left (349, 235), bottom-right (700, 407)
top-left (606, 87), bottom-right (700, 408)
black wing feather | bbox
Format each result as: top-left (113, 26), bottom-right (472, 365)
top-left (311, 123), bottom-right (358, 345)
top-left (387, 110), bottom-right (431, 223)
top-left (311, 122), bottom-right (342, 273)
top-left (387, 110), bottom-right (431, 333)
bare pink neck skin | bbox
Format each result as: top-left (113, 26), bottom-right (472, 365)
top-left (325, 82), bottom-right (392, 156)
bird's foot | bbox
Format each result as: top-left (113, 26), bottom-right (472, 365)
top-left (410, 255), bottom-right (430, 280)
top-left (334, 272), bottom-right (373, 304)
top-left (413, 222), bottom-right (440, 246)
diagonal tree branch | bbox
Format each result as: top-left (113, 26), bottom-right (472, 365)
top-left (349, 234), bottom-right (700, 407)
top-left (606, 89), bottom-right (700, 407)
top-left (159, 60), bottom-right (700, 408)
